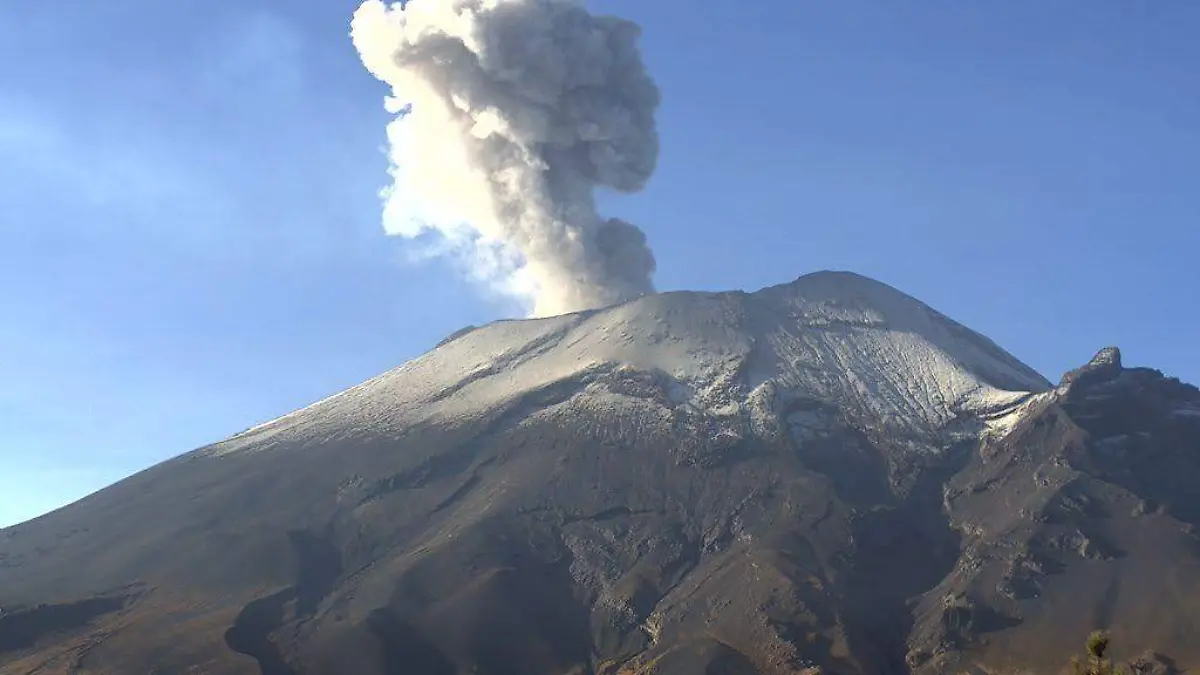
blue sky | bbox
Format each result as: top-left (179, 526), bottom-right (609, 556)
top-left (1, 0), bottom-right (1197, 527)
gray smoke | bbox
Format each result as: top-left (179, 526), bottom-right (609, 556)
top-left (351, 0), bottom-right (660, 316)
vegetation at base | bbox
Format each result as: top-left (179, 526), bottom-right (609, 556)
top-left (1065, 630), bottom-right (1179, 675)
top-left (1069, 630), bottom-right (1124, 675)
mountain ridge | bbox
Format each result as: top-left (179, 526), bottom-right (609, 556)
top-left (2, 270), bottom-right (1197, 675)
top-left (209, 270), bottom-right (1049, 459)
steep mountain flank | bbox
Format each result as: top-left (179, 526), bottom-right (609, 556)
top-left (1, 272), bottom-right (1195, 675)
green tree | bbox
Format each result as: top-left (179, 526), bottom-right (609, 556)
top-left (1070, 630), bottom-right (1127, 675)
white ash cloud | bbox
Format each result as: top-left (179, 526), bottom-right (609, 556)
top-left (351, 0), bottom-right (661, 316)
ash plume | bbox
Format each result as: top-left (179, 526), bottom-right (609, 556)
top-left (351, 0), bottom-right (661, 317)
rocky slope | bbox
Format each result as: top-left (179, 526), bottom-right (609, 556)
top-left (1, 271), bottom-right (1196, 675)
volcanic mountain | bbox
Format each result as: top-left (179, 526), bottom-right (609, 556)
top-left (2, 271), bottom-right (1198, 675)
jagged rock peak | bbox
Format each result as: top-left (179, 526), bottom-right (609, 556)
top-left (1090, 346), bottom-right (1123, 370)
top-left (1060, 346), bottom-right (1123, 390)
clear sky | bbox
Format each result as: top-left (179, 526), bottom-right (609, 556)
top-left (1, 0), bottom-right (1197, 528)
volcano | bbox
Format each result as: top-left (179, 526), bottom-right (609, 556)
top-left (2, 271), bottom-right (1198, 675)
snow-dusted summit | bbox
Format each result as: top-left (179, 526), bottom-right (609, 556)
top-left (216, 271), bottom-right (1049, 456)
top-left (6, 270), bottom-right (1199, 675)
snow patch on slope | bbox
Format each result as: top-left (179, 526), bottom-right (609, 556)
top-left (208, 272), bottom-right (1051, 456)
top-left (746, 272), bottom-right (1047, 431)
top-left (975, 391), bottom-right (1049, 439)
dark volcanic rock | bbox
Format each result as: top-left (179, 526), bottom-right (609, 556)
top-left (1059, 346), bottom-right (1123, 390)
top-left (1, 272), bottom-right (1196, 675)
top-left (909, 347), bottom-right (1200, 675)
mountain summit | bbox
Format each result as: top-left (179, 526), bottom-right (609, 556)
top-left (2, 271), bottom-right (1198, 675)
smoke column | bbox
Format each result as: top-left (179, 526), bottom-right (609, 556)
top-left (351, 0), bottom-right (661, 317)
